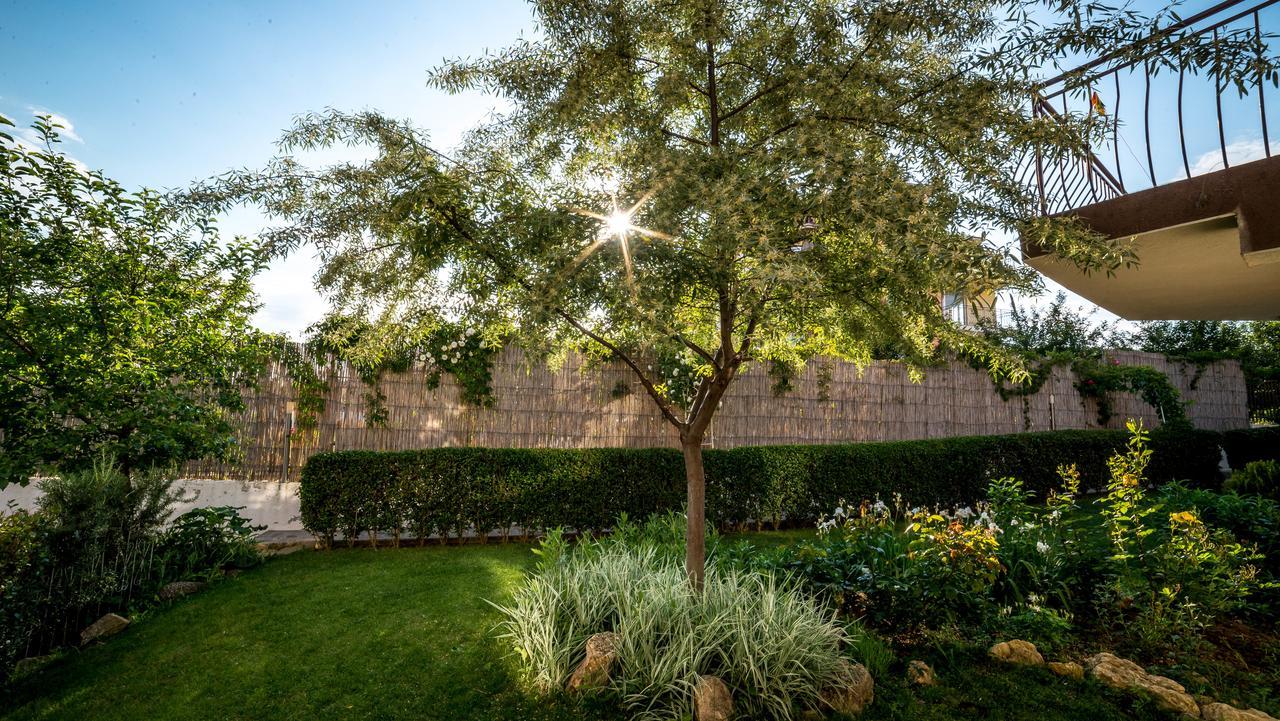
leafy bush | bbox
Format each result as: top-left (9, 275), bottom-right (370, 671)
top-left (300, 427), bottom-right (1223, 543)
top-left (1226, 460), bottom-right (1280, 500)
top-left (0, 510), bottom-right (52, 684)
top-left (37, 457), bottom-right (187, 560)
top-left (731, 423), bottom-right (1271, 651)
top-left (160, 506), bottom-right (265, 581)
top-left (2, 459), bottom-right (270, 683)
top-left (1157, 482), bottom-right (1280, 577)
top-left (1096, 423), bottom-right (1265, 649)
top-left (744, 497), bottom-right (1004, 629)
top-left (495, 541), bottom-right (849, 721)
top-left (1223, 426), bottom-right (1280, 468)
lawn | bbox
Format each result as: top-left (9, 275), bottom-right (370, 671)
top-left (0, 540), bottom-right (1186, 721)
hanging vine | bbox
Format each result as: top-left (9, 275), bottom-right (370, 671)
top-left (276, 317), bottom-right (500, 432)
top-left (972, 351), bottom-right (1188, 429)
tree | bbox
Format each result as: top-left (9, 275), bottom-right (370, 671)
top-left (195, 1), bottom-right (1269, 587)
top-left (979, 291), bottom-right (1126, 356)
top-left (0, 115), bottom-right (268, 487)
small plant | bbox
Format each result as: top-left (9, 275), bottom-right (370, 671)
top-left (1100, 420), bottom-right (1157, 569)
top-left (988, 601), bottom-right (1074, 654)
top-left (1226, 460), bottom-right (1280, 500)
top-left (160, 506), bottom-right (265, 581)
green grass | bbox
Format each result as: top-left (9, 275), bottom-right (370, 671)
top-left (0, 543), bottom-right (1216, 721)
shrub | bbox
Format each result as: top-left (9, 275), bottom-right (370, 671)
top-left (299, 427), bottom-right (1223, 543)
top-left (746, 498), bottom-right (1004, 629)
top-left (0, 510), bottom-right (52, 684)
top-left (1097, 424), bottom-right (1265, 649)
top-left (2, 459), bottom-right (267, 683)
top-left (160, 506), bottom-right (265, 581)
top-left (1223, 426), bottom-right (1280, 468)
top-left (494, 542), bottom-right (849, 721)
top-left (1157, 482), bottom-right (1280, 576)
top-left (1225, 460), bottom-right (1280, 500)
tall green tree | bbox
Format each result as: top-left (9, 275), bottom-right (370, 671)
top-left (197, 0), bottom-right (1270, 586)
top-left (979, 291), bottom-right (1127, 356)
top-left (0, 115), bottom-right (268, 486)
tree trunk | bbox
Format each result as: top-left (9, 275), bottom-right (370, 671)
top-left (682, 437), bottom-right (706, 591)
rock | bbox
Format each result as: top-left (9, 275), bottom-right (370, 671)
top-left (693, 675), bottom-right (734, 721)
top-left (159, 581), bottom-right (207, 600)
top-left (79, 613), bottom-right (130, 645)
top-left (264, 544), bottom-right (305, 557)
top-left (566, 632), bottom-right (619, 691)
top-left (1200, 703), bottom-right (1278, 721)
top-left (1084, 653), bottom-right (1199, 718)
top-left (989, 640), bottom-right (1045, 666)
top-left (906, 660), bottom-right (936, 686)
top-left (1047, 661), bottom-right (1084, 680)
top-left (821, 659), bottom-right (875, 715)
top-left (13, 655), bottom-right (51, 675)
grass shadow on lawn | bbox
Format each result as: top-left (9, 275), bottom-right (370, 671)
top-left (0, 545), bottom-right (614, 721)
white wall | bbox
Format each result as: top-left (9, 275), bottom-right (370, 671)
top-left (1, 479), bottom-right (303, 531)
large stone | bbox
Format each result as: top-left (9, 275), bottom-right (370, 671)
top-left (693, 675), bottom-right (734, 721)
top-left (1047, 661), bottom-right (1084, 680)
top-left (79, 613), bottom-right (130, 645)
top-left (988, 640), bottom-right (1045, 666)
top-left (159, 581), bottom-right (207, 600)
top-left (1084, 653), bottom-right (1199, 718)
top-left (906, 660), bottom-right (936, 686)
top-left (1200, 703), bottom-right (1279, 721)
top-left (821, 659), bottom-right (875, 715)
top-left (12, 655), bottom-right (51, 676)
top-left (566, 632), bottom-right (619, 692)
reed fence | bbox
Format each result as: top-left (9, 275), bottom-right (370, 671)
top-left (183, 349), bottom-right (1249, 482)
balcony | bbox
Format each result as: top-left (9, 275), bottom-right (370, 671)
top-left (1021, 0), bottom-right (1280, 320)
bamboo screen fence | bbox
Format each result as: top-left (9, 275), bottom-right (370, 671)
top-left (183, 349), bottom-right (1250, 482)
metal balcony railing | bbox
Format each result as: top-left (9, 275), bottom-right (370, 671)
top-left (1025, 0), bottom-right (1279, 215)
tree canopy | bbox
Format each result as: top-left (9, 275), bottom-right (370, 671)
top-left (0, 115), bottom-right (268, 486)
top-left (193, 0), bottom-right (1274, 584)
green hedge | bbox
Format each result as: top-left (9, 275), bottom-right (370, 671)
top-left (1222, 427), bottom-right (1280, 468)
top-left (299, 427), bottom-right (1224, 544)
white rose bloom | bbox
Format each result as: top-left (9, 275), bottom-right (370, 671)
top-left (1036, 541), bottom-right (1051, 554)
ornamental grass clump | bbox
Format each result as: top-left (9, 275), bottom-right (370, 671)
top-left (494, 533), bottom-right (849, 721)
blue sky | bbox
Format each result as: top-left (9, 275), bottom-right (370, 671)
top-left (2, 0), bottom-right (1273, 334)
top-left (1, 0), bottom-right (530, 334)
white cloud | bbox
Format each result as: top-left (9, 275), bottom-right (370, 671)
top-left (1187, 137), bottom-right (1268, 177)
top-left (24, 107), bottom-right (82, 143)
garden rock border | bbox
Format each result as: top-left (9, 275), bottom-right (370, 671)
top-left (1084, 653), bottom-right (1199, 718)
top-left (989, 639), bottom-right (1044, 666)
top-left (159, 580), bottom-right (207, 600)
top-left (694, 675), bottom-right (734, 721)
top-left (79, 613), bottom-right (130, 645)
top-left (907, 660), bottom-right (936, 686)
top-left (566, 632), bottom-right (619, 692)
top-left (1047, 661), bottom-right (1084, 680)
top-left (1200, 702), bottom-right (1279, 721)
top-left (821, 659), bottom-right (875, 715)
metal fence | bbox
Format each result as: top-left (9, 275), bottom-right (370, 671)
top-left (1249, 377), bottom-right (1280, 423)
top-left (1027, 0), bottom-right (1278, 215)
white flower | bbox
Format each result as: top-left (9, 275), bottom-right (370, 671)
top-left (954, 506), bottom-right (973, 520)
top-left (1036, 541), bottom-right (1051, 554)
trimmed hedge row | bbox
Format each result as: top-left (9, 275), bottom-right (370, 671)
top-left (299, 427), bottom-right (1224, 544)
top-left (1223, 427), bottom-right (1280, 468)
